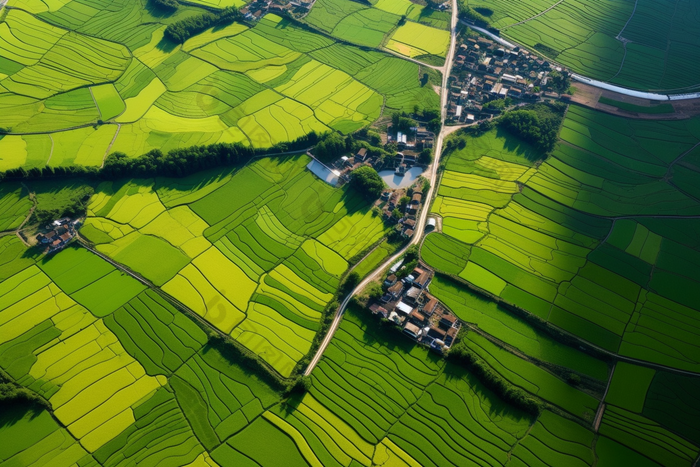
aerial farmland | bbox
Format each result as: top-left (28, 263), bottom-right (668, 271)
top-left (0, 0), bottom-right (699, 466)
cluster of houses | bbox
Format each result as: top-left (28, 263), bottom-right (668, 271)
top-left (447, 35), bottom-right (563, 123)
top-left (36, 218), bottom-right (78, 254)
top-left (369, 264), bottom-right (461, 353)
top-left (240, 0), bottom-right (311, 21)
top-left (380, 186), bottom-right (423, 238)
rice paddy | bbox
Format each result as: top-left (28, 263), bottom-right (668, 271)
top-left (79, 155), bottom-right (385, 377)
top-left (305, 0), bottom-right (450, 60)
top-left (0, 2), bottom-right (439, 170)
top-left (463, 0), bottom-right (700, 91)
top-left (2, 0), bottom-right (700, 464)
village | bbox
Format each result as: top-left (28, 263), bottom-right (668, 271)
top-left (306, 122), bottom-right (436, 240)
top-left (446, 32), bottom-right (571, 123)
top-left (34, 217), bottom-right (79, 254)
top-left (368, 262), bottom-right (461, 353)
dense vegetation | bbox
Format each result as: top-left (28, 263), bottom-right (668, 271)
top-left (448, 337), bottom-right (542, 415)
top-left (499, 102), bottom-right (566, 152)
top-left (350, 166), bottom-right (385, 200)
top-left (164, 7), bottom-right (240, 43)
top-left (0, 370), bottom-right (50, 410)
top-left (0, 131), bottom-right (322, 181)
top-left (149, 0), bottom-right (179, 11)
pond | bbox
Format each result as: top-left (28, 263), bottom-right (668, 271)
top-left (378, 166), bottom-right (424, 189)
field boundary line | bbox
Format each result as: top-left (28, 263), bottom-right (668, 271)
top-left (615, 0), bottom-right (639, 41)
top-left (75, 239), bottom-right (293, 384)
top-left (501, 0), bottom-right (565, 30)
top-left (89, 86), bottom-right (101, 119)
top-left (46, 134), bottom-right (54, 165)
top-left (433, 267), bottom-right (700, 377)
top-left (594, 362), bottom-right (615, 431)
top-left (101, 123), bottom-right (121, 168)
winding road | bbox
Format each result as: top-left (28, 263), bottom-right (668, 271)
top-left (304, 0), bottom-right (460, 376)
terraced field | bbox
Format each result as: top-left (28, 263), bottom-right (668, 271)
top-left (0, 0), bottom-right (439, 169)
top-left (462, 0), bottom-right (700, 91)
top-left (77, 155), bottom-right (386, 377)
top-left (305, 0), bottom-right (450, 61)
top-left (425, 106), bottom-right (700, 374)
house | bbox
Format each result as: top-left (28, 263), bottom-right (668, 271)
top-left (413, 271), bottom-right (431, 289)
top-left (410, 192), bottom-right (422, 206)
top-left (409, 309), bottom-right (427, 326)
top-left (427, 326), bottom-right (446, 341)
top-left (388, 191), bottom-right (401, 209)
top-left (404, 286), bottom-right (422, 305)
top-left (444, 327), bottom-right (458, 346)
top-left (37, 230), bottom-right (57, 244)
top-left (439, 313), bottom-right (458, 330)
top-left (384, 274), bottom-right (398, 288)
top-left (387, 282), bottom-right (404, 299)
top-left (355, 147), bottom-right (367, 161)
top-left (403, 322), bottom-right (422, 339)
top-left (422, 297), bottom-right (439, 316)
top-left (395, 301), bottom-right (414, 316)
top-left (402, 218), bottom-right (416, 230)
top-left (402, 228), bottom-right (414, 238)
top-left (369, 303), bottom-right (388, 318)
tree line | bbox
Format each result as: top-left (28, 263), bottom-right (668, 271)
top-left (0, 131), bottom-right (321, 182)
top-left (164, 7), bottom-right (241, 44)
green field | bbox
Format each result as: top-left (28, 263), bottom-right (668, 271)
top-left (2, 0), bottom-right (700, 464)
top-left (305, 0), bottom-right (450, 60)
top-left (76, 155), bottom-right (385, 377)
top-left (0, 1), bottom-right (439, 170)
top-left (424, 106), bottom-right (700, 373)
top-left (463, 0), bottom-right (700, 91)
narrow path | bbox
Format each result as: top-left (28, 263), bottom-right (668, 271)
top-left (382, 47), bottom-right (443, 72)
top-left (304, 0), bottom-right (460, 376)
top-left (46, 134), bottom-right (54, 165)
top-left (501, 0), bottom-right (565, 29)
top-left (616, 0), bottom-right (639, 41)
top-left (101, 123), bottom-right (121, 168)
top-left (593, 363), bottom-right (616, 432)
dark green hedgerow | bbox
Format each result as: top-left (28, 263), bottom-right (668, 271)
top-left (446, 338), bottom-right (542, 416)
top-left (498, 102), bottom-right (566, 153)
top-left (0, 131), bottom-right (322, 182)
top-left (206, 331), bottom-right (289, 392)
top-left (164, 7), bottom-right (241, 44)
top-left (0, 369), bottom-right (50, 410)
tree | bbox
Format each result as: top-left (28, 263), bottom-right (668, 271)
top-left (164, 7), bottom-right (240, 44)
top-left (285, 376), bottom-right (312, 396)
top-left (498, 102), bottom-right (566, 153)
top-left (350, 166), bottom-right (385, 201)
top-left (418, 148), bottom-right (432, 165)
top-left (426, 118), bottom-right (441, 133)
top-left (392, 208), bottom-right (402, 219)
top-left (342, 272), bottom-right (360, 294)
top-left (548, 70), bottom-right (571, 93)
top-left (391, 112), bottom-right (416, 134)
top-left (314, 132), bottom-right (346, 162)
top-left (404, 244), bottom-right (419, 262)
top-left (399, 196), bottom-right (410, 210)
